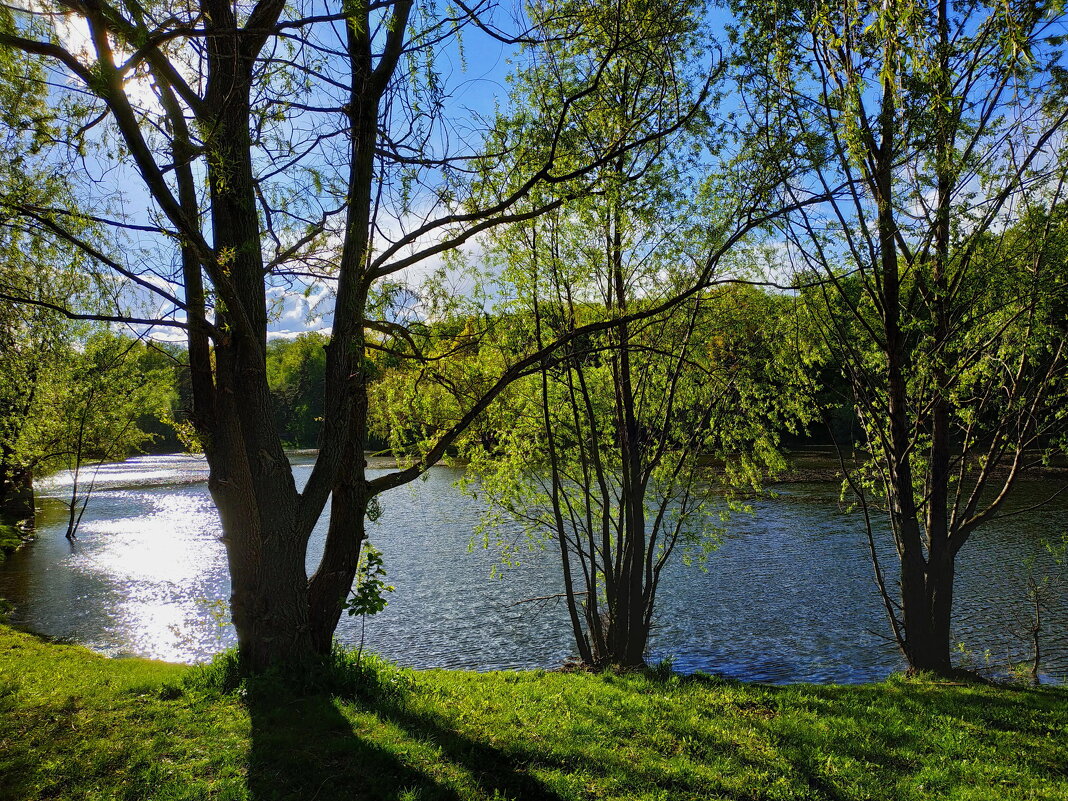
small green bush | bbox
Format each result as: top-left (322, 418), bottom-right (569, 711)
top-left (318, 642), bottom-right (414, 702)
top-left (181, 642), bottom-right (413, 703)
top-left (183, 647), bottom-right (243, 695)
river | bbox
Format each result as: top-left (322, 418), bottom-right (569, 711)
top-left (0, 452), bottom-right (1065, 683)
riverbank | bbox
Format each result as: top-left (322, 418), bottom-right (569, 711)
top-left (769, 448), bottom-right (1068, 485)
top-left (0, 521), bottom-right (31, 564)
top-left (2, 625), bottom-right (1066, 800)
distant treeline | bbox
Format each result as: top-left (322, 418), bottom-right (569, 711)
top-left (98, 298), bottom-right (943, 458)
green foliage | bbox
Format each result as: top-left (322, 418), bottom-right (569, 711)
top-left (183, 641), bottom-right (412, 703)
top-left (265, 333), bottom-right (328, 448)
top-left (132, 341), bottom-right (197, 454)
top-left (440, 0), bottom-right (814, 666)
top-left (734, 0), bottom-right (1068, 672)
top-left (342, 542), bottom-right (395, 619)
top-left (0, 10), bottom-right (94, 508)
top-left (16, 333), bottom-right (175, 473)
top-left (159, 409), bottom-right (204, 454)
top-left (0, 327), bottom-right (180, 523)
top-left (368, 0), bottom-right (816, 667)
top-left (368, 312), bottom-right (507, 462)
top-left (1, 8), bottom-right (182, 509)
top-left (0, 522), bottom-right (30, 564)
top-left (1048, 532), bottom-right (1068, 565)
top-left (183, 647), bottom-right (244, 695)
top-left (795, 202), bottom-right (1068, 506)
top-left (465, 287), bottom-right (802, 556)
top-left (313, 644), bottom-right (414, 702)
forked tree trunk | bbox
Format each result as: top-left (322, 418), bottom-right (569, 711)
top-left (598, 587), bottom-right (652, 668)
top-left (193, 5), bottom-right (321, 672)
top-left (209, 443), bottom-right (313, 670)
top-left (899, 549), bottom-right (955, 675)
top-left (207, 338), bottom-right (311, 672)
top-left (598, 487), bottom-right (653, 669)
top-left (206, 343), bottom-right (373, 669)
top-left (216, 493), bottom-right (314, 670)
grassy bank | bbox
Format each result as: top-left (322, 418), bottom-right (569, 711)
top-left (0, 523), bottom-right (29, 564)
top-left (1, 625), bottom-right (1066, 800)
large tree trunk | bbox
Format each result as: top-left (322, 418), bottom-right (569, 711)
top-left (194, 3), bottom-right (317, 673)
top-left (900, 550), bottom-right (955, 674)
top-left (208, 359), bottom-right (310, 671)
top-left (217, 492), bottom-right (314, 670)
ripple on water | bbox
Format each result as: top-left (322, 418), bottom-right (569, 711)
top-left (1, 454), bottom-right (1065, 683)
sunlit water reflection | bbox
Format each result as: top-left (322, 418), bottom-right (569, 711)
top-left (0, 453), bottom-right (1064, 683)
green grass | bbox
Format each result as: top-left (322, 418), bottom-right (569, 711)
top-left (1, 625), bottom-right (1066, 800)
top-left (0, 523), bottom-right (27, 563)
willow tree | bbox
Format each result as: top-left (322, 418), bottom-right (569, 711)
top-left (463, 283), bottom-right (799, 668)
top-left (734, 0), bottom-right (1068, 675)
top-left (0, 0), bottom-right (731, 670)
top-left (0, 6), bottom-right (99, 524)
top-left (370, 0), bottom-right (812, 668)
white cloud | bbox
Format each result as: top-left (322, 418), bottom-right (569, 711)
top-left (267, 326), bottom-right (331, 342)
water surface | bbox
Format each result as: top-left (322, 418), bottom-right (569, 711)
top-left (0, 453), bottom-right (1064, 683)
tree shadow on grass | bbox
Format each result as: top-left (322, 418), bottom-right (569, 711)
top-left (359, 685), bottom-right (780, 801)
top-left (730, 678), bottom-right (1068, 800)
top-left (245, 685), bottom-right (567, 801)
top-left (245, 687), bottom-right (460, 801)
top-left (245, 671), bottom-right (1068, 801)
top-left (356, 694), bottom-right (568, 801)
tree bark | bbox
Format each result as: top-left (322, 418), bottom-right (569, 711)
top-left (209, 396), bottom-right (310, 670)
top-left (901, 552), bottom-right (955, 674)
top-left (600, 196), bottom-right (652, 670)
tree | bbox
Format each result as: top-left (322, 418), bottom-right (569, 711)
top-left (0, 0), bottom-right (737, 671)
top-left (371, 0), bottom-right (813, 668)
top-left (465, 285), bottom-right (799, 668)
top-left (0, 302), bottom-right (63, 523)
top-left (470, 0), bottom-right (774, 669)
top-left (734, 0), bottom-right (1068, 675)
top-left (0, 5), bottom-right (100, 524)
top-left (1, 328), bottom-right (177, 537)
top-left (41, 333), bottom-right (175, 539)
